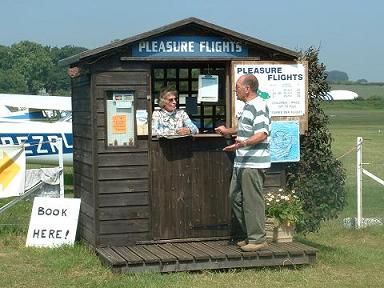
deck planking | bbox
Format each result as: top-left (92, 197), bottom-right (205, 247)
top-left (96, 240), bottom-right (318, 273)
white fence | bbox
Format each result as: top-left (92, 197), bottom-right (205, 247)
top-left (355, 137), bottom-right (384, 228)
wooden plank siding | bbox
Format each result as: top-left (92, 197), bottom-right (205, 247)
top-left (93, 66), bottom-right (152, 247)
top-left (72, 76), bottom-right (96, 247)
top-left (150, 136), bottom-right (233, 240)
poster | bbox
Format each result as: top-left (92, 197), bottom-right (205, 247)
top-left (107, 92), bottom-right (135, 146)
top-left (234, 62), bottom-right (307, 117)
top-left (270, 121), bottom-right (300, 162)
top-left (198, 75), bottom-right (219, 103)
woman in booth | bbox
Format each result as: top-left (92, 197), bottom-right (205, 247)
top-left (152, 87), bottom-right (198, 136)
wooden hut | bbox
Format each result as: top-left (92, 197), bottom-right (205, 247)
top-left (61, 17), bottom-right (315, 272)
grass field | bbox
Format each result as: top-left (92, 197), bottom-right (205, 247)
top-left (330, 83), bottom-right (384, 99)
top-left (1, 98), bottom-right (384, 287)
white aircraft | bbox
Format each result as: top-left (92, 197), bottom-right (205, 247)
top-left (0, 94), bottom-right (73, 165)
top-left (322, 90), bottom-right (359, 101)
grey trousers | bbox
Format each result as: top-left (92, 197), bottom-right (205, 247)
top-left (229, 167), bottom-right (266, 244)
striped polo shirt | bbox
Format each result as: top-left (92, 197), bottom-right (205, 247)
top-left (234, 96), bottom-right (271, 169)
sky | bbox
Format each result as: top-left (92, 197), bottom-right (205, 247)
top-left (1, 0), bottom-right (383, 82)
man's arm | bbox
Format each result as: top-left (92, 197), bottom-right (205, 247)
top-left (223, 131), bottom-right (268, 152)
top-left (215, 125), bottom-right (237, 136)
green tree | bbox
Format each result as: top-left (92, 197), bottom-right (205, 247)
top-left (10, 41), bottom-right (53, 94)
top-left (0, 69), bottom-right (28, 94)
top-left (286, 47), bottom-right (346, 233)
top-left (0, 41), bottom-right (87, 95)
top-left (0, 45), bottom-right (12, 70)
top-left (46, 45), bottom-right (87, 95)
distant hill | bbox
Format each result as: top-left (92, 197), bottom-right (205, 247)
top-left (326, 70), bottom-right (349, 82)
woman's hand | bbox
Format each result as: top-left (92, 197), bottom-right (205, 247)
top-left (176, 127), bottom-right (190, 135)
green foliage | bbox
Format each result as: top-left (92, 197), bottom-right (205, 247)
top-left (265, 188), bottom-right (304, 227)
top-left (0, 41), bottom-right (86, 95)
top-left (0, 69), bottom-right (28, 93)
top-left (286, 47), bottom-right (347, 233)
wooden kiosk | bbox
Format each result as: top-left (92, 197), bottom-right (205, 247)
top-left (62, 17), bottom-right (317, 272)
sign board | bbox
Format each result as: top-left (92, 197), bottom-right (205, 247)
top-left (132, 36), bottom-right (248, 57)
top-left (0, 145), bottom-right (25, 199)
top-left (232, 61), bottom-right (308, 133)
top-left (26, 197), bottom-right (81, 247)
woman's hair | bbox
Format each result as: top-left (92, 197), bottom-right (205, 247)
top-left (158, 87), bottom-right (178, 108)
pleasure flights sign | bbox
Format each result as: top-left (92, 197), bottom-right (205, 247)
top-left (233, 61), bottom-right (308, 117)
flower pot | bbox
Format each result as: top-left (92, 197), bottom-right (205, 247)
top-left (265, 217), bottom-right (275, 243)
top-left (273, 223), bottom-right (295, 243)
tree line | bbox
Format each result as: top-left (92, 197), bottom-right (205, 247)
top-left (0, 41), bottom-right (86, 96)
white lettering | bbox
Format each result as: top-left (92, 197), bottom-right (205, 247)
top-left (222, 41), bottom-right (229, 52)
top-left (199, 41), bottom-right (206, 52)
top-left (166, 41), bottom-right (172, 52)
top-left (138, 42), bottom-right (146, 52)
top-left (152, 41), bottom-right (158, 52)
top-left (145, 41), bottom-right (151, 52)
top-left (188, 41), bottom-right (194, 52)
top-left (47, 135), bottom-right (59, 152)
top-left (181, 42), bottom-right (188, 52)
top-left (215, 42), bottom-right (222, 52)
top-left (158, 41), bottom-right (165, 52)
top-left (32, 135), bottom-right (48, 154)
top-left (0, 137), bottom-right (14, 145)
top-left (173, 41), bottom-right (180, 52)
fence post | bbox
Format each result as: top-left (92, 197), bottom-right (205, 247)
top-left (57, 138), bottom-right (64, 199)
top-left (356, 137), bottom-right (363, 228)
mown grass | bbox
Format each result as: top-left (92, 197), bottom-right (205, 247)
top-left (1, 98), bottom-right (384, 287)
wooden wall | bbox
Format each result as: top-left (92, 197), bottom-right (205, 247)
top-left (93, 61), bottom-right (152, 247)
top-left (72, 75), bottom-right (95, 247)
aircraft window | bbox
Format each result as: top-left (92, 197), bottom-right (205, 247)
top-left (59, 112), bottom-right (72, 122)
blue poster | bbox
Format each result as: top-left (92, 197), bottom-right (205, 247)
top-left (270, 121), bottom-right (300, 162)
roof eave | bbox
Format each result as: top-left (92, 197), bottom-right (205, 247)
top-left (59, 17), bottom-right (298, 66)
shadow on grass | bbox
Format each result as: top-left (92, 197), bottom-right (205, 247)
top-left (296, 237), bottom-right (338, 253)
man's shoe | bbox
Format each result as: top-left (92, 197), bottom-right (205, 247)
top-left (236, 240), bottom-right (247, 247)
top-left (240, 242), bottom-right (268, 252)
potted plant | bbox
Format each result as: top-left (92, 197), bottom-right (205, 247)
top-left (265, 188), bottom-right (304, 242)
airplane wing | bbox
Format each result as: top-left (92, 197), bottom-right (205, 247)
top-left (0, 94), bottom-right (72, 111)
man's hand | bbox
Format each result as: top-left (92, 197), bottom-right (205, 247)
top-left (215, 125), bottom-right (228, 135)
top-left (223, 139), bottom-right (246, 152)
top-left (222, 143), bottom-right (237, 152)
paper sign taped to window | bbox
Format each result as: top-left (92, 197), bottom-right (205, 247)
top-left (112, 114), bottom-right (127, 134)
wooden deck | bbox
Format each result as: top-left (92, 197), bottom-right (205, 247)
top-left (96, 240), bottom-right (318, 273)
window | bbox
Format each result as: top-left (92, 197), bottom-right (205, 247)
top-left (152, 66), bottom-right (226, 133)
top-left (106, 91), bottom-right (136, 146)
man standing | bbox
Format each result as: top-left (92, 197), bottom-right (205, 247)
top-left (215, 74), bottom-right (271, 252)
